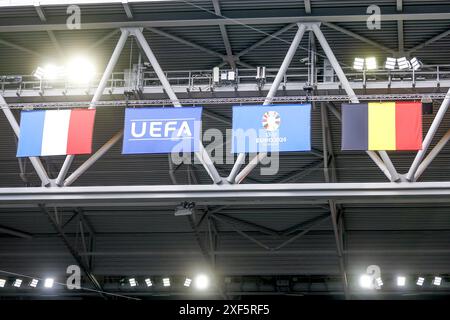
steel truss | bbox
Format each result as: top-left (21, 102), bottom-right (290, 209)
top-left (3, 22), bottom-right (450, 300)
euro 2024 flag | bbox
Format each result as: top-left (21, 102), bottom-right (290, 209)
top-left (122, 107), bottom-right (203, 154)
top-left (232, 104), bottom-right (311, 153)
top-left (17, 109), bottom-right (96, 157)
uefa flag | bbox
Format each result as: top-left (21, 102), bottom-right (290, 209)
top-left (341, 102), bottom-right (422, 151)
top-left (232, 104), bottom-right (311, 153)
top-left (17, 109), bottom-right (96, 157)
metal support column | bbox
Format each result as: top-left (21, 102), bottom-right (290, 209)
top-left (228, 23), bottom-right (306, 184)
top-left (414, 129), bottom-right (450, 181)
top-left (0, 95), bottom-right (51, 186)
top-left (132, 28), bottom-right (222, 184)
top-left (407, 90), bottom-right (450, 181)
top-left (311, 23), bottom-right (399, 182)
top-left (56, 29), bottom-right (130, 186)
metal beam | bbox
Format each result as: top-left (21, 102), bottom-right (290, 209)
top-left (407, 29), bottom-right (450, 54)
top-left (212, 0), bottom-right (235, 68)
top-left (132, 28), bottom-right (222, 184)
top-left (5, 182), bottom-right (450, 207)
top-left (0, 38), bottom-right (45, 59)
top-left (40, 205), bottom-right (106, 298)
top-left (304, 0), bottom-right (311, 14)
top-left (323, 22), bottom-right (396, 55)
top-left (146, 27), bottom-right (251, 69)
top-left (0, 95), bottom-right (51, 186)
top-left (0, 224), bottom-right (32, 239)
top-left (407, 89), bottom-right (450, 181)
top-left (230, 24), bottom-right (306, 184)
top-left (122, 0), bottom-right (134, 19)
top-left (414, 129), bottom-right (450, 181)
top-left (312, 23), bottom-right (399, 182)
top-left (3, 11), bottom-right (450, 32)
top-left (57, 29), bottom-right (130, 186)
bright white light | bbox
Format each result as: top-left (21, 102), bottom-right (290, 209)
top-left (44, 278), bottom-right (54, 288)
top-left (163, 278), bottom-right (170, 287)
top-left (433, 276), bottom-right (442, 286)
top-left (0, 279), bottom-right (5, 288)
top-left (184, 278), bottom-right (192, 287)
top-left (397, 276), bottom-right (406, 287)
top-left (410, 57), bottom-right (422, 71)
top-left (29, 279), bottom-right (39, 288)
top-left (13, 279), bottom-right (22, 288)
top-left (145, 278), bottom-right (152, 287)
top-left (365, 57), bottom-right (377, 70)
top-left (416, 277), bottom-right (425, 286)
top-left (194, 274), bottom-right (210, 291)
top-left (385, 57), bottom-right (397, 70)
top-left (375, 277), bottom-right (383, 287)
top-left (66, 56), bottom-right (96, 84)
top-left (353, 58), bottom-right (365, 71)
top-left (397, 57), bottom-right (411, 70)
top-left (33, 64), bottom-right (65, 80)
top-left (128, 278), bottom-right (137, 287)
top-left (359, 275), bottom-right (373, 289)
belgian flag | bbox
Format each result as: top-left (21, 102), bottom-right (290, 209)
top-left (341, 102), bottom-right (422, 151)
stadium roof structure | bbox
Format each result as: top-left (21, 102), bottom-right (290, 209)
top-left (1, 0), bottom-right (450, 299)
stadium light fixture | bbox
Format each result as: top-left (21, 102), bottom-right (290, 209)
top-left (359, 274), bottom-right (373, 289)
top-left (385, 57), bottom-right (397, 70)
top-left (66, 56), bottom-right (96, 84)
top-left (13, 279), bottom-right (22, 288)
top-left (194, 274), bottom-right (210, 291)
top-left (44, 278), bottom-right (54, 288)
top-left (29, 279), bottom-right (39, 288)
top-left (433, 276), bottom-right (442, 286)
top-left (410, 57), bottom-right (422, 71)
top-left (375, 277), bottom-right (383, 287)
top-left (397, 276), bottom-right (406, 287)
top-left (184, 278), bottom-right (192, 287)
top-left (163, 278), bottom-right (171, 287)
top-left (397, 57), bottom-right (411, 70)
top-left (0, 279), bottom-right (6, 288)
top-left (353, 58), bottom-right (365, 71)
top-left (145, 278), bottom-right (152, 287)
top-left (128, 278), bottom-right (137, 287)
top-left (365, 57), bottom-right (377, 70)
top-left (416, 277), bottom-right (425, 286)
top-left (33, 64), bottom-right (65, 81)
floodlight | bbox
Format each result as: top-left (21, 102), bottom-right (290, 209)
top-left (29, 279), bottom-right (39, 288)
top-left (66, 56), bottom-right (96, 84)
top-left (397, 57), bottom-right (411, 70)
top-left (365, 57), bottom-right (377, 70)
top-left (416, 277), bottom-right (425, 286)
top-left (194, 274), bottom-right (210, 291)
top-left (128, 278), bottom-right (137, 287)
top-left (410, 57), bottom-right (422, 71)
top-left (397, 276), bottom-right (406, 287)
top-left (0, 279), bottom-right (5, 288)
top-left (44, 278), bottom-right (54, 288)
top-left (184, 278), bottom-right (192, 287)
top-left (163, 278), bottom-right (171, 287)
top-left (33, 64), bottom-right (65, 80)
top-left (385, 57), bottom-right (397, 70)
top-left (353, 58), bottom-right (365, 71)
top-left (359, 274), bottom-right (372, 289)
top-left (433, 276), bottom-right (442, 286)
top-left (13, 279), bottom-right (22, 288)
top-left (145, 278), bottom-right (152, 287)
top-left (375, 277), bottom-right (383, 287)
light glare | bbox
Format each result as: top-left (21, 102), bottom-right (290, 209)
top-left (397, 276), bottom-right (406, 287)
top-left (194, 274), bottom-right (210, 290)
top-left (359, 275), bottom-right (372, 289)
top-left (44, 278), bottom-right (54, 288)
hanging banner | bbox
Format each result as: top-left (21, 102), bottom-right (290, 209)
top-left (342, 102), bottom-right (422, 151)
top-left (17, 109), bottom-right (96, 157)
top-left (231, 104), bottom-right (311, 153)
top-left (122, 107), bottom-right (202, 154)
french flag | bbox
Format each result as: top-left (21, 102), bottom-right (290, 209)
top-left (17, 109), bottom-right (96, 157)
